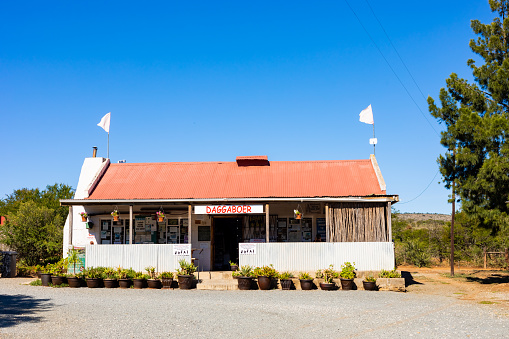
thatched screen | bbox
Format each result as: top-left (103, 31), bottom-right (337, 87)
top-left (328, 202), bottom-right (389, 242)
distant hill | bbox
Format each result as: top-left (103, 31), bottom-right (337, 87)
top-left (395, 213), bottom-right (451, 223)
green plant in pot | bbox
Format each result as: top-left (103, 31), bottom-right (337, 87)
top-left (118, 267), bottom-right (135, 288)
top-left (339, 262), bottom-right (356, 290)
top-left (363, 275), bottom-right (377, 291)
top-left (379, 269), bottom-right (401, 278)
top-left (158, 271), bottom-right (174, 289)
top-left (50, 261), bottom-right (66, 286)
top-left (298, 272), bottom-right (314, 290)
top-left (317, 265), bottom-right (338, 290)
top-left (145, 266), bottom-right (162, 289)
top-left (85, 267), bottom-right (103, 288)
top-left (235, 265), bottom-right (254, 290)
top-left (254, 265), bottom-right (278, 290)
top-left (132, 271), bottom-right (147, 289)
top-left (176, 259), bottom-right (196, 290)
top-left (40, 264), bottom-right (53, 287)
top-left (278, 271), bottom-right (294, 290)
top-left (229, 261), bottom-right (239, 271)
top-left (103, 267), bottom-right (119, 288)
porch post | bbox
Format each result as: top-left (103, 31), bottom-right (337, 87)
top-left (188, 204), bottom-right (192, 244)
top-left (265, 203), bottom-right (270, 243)
top-left (387, 202), bottom-right (392, 242)
top-left (68, 206), bottom-right (73, 247)
top-left (129, 205), bottom-right (133, 245)
top-left (325, 203), bottom-right (329, 242)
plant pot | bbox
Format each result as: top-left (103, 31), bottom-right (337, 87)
top-left (158, 217), bottom-right (164, 222)
top-left (340, 278), bottom-right (354, 290)
top-left (133, 278), bottom-right (146, 289)
top-left (147, 279), bottom-right (162, 289)
top-left (113, 216), bottom-right (119, 221)
top-left (280, 279), bottom-right (293, 290)
top-left (86, 278), bottom-right (102, 288)
top-left (319, 282), bottom-right (336, 291)
top-left (295, 214), bottom-right (302, 219)
top-left (300, 279), bottom-right (314, 290)
top-left (51, 276), bottom-right (65, 286)
top-left (119, 279), bottom-right (132, 288)
top-left (81, 216), bottom-right (87, 222)
top-left (257, 276), bottom-right (272, 290)
top-left (178, 275), bottom-right (194, 289)
top-left (67, 277), bottom-right (81, 288)
top-left (230, 265), bottom-right (238, 271)
top-left (161, 278), bottom-right (173, 289)
top-left (104, 279), bottom-right (118, 288)
top-left (237, 276), bottom-right (253, 290)
top-left (363, 281), bottom-right (377, 291)
top-left (41, 273), bottom-right (52, 286)
top-left (36, 271), bottom-right (43, 278)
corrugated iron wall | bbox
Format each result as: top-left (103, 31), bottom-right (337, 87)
top-left (85, 244), bottom-right (191, 272)
top-left (239, 242), bottom-right (394, 271)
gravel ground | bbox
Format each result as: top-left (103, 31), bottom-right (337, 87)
top-left (1, 278), bottom-right (508, 338)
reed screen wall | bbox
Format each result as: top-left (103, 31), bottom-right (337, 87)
top-left (328, 202), bottom-right (389, 242)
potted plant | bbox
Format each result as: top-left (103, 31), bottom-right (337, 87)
top-left (317, 265), bottom-right (338, 290)
top-left (363, 275), bottom-right (377, 291)
top-left (254, 265), bottom-right (278, 290)
top-left (156, 211), bottom-right (165, 222)
top-left (234, 265), bottom-right (254, 290)
top-left (40, 264), bottom-right (53, 287)
top-left (79, 212), bottom-right (88, 222)
top-left (146, 266), bottom-right (162, 289)
top-left (133, 271), bottom-right (148, 289)
top-left (85, 267), bottom-right (103, 288)
top-left (118, 267), bottom-right (134, 288)
top-left (339, 262), bottom-right (356, 290)
top-left (294, 209), bottom-right (302, 220)
top-left (176, 259), bottom-right (196, 289)
top-left (103, 267), bottom-right (118, 288)
top-left (159, 271), bottom-right (174, 289)
top-left (229, 261), bottom-right (238, 271)
top-left (111, 209), bottom-right (119, 221)
top-left (50, 262), bottom-right (66, 286)
top-left (298, 272), bottom-right (314, 290)
top-left (279, 271), bottom-right (294, 290)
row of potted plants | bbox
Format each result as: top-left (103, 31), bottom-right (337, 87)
top-left (38, 259), bottom-right (197, 290)
top-left (232, 262), bottom-right (394, 291)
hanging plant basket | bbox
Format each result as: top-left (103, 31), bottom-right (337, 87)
top-left (80, 212), bottom-right (88, 222)
top-left (156, 209), bottom-right (165, 223)
top-left (111, 207), bottom-right (119, 221)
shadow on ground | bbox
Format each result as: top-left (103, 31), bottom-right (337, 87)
top-left (466, 273), bottom-right (509, 285)
top-left (401, 271), bottom-right (423, 287)
top-left (0, 294), bottom-right (53, 328)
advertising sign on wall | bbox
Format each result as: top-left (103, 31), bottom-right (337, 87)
top-left (195, 205), bottom-right (263, 215)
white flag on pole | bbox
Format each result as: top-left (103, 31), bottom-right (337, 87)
top-left (359, 105), bottom-right (374, 125)
top-left (97, 112), bottom-right (111, 133)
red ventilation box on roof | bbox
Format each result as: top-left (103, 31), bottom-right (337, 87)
top-left (236, 155), bottom-right (269, 167)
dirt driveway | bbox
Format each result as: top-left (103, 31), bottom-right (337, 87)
top-left (400, 265), bottom-right (509, 313)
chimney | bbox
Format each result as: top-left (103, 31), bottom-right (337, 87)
top-left (92, 147), bottom-right (98, 158)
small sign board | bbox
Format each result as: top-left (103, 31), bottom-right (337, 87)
top-left (173, 244), bottom-right (191, 256)
top-left (195, 205), bottom-right (263, 215)
top-left (239, 243), bottom-right (256, 255)
top-left (369, 138), bottom-right (378, 145)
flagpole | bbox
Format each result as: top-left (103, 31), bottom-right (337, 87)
top-left (373, 123), bottom-right (375, 156)
top-left (107, 132), bottom-right (110, 159)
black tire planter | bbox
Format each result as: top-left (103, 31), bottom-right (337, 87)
top-left (133, 278), bottom-right (146, 289)
top-left (104, 279), bottom-right (118, 288)
top-left (161, 278), bottom-right (173, 289)
top-left (51, 276), bottom-right (65, 286)
top-left (147, 279), bottom-right (162, 289)
top-left (237, 277), bottom-right (253, 290)
top-left (41, 273), bottom-right (52, 286)
top-left (300, 279), bottom-right (314, 290)
top-left (67, 277), bottom-right (81, 288)
top-left (340, 278), bottom-right (355, 290)
top-left (86, 278), bottom-right (102, 288)
top-left (319, 282), bottom-right (336, 291)
top-left (280, 279), bottom-right (293, 290)
top-left (118, 279), bottom-right (132, 289)
top-left (363, 281), bottom-right (377, 291)
top-left (178, 275), bottom-right (194, 289)
top-left (257, 276), bottom-right (272, 290)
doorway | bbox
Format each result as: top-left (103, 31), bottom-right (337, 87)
top-left (212, 217), bottom-right (243, 270)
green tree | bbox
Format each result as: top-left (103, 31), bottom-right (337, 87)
top-left (1, 201), bottom-right (63, 265)
top-left (428, 0), bottom-right (509, 234)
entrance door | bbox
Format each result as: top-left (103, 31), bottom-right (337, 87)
top-left (212, 217), bottom-right (243, 270)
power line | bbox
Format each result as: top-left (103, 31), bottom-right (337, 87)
top-left (398, 169), bottom-right (441, 205)
top-left (343, 0), bottom-right (440, 137)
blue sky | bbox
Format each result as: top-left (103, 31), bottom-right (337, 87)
top-left (0, 1), bottom-right (495, 214)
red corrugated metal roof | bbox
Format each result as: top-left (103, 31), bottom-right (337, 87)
top-left (87, 158), bottom-right (386, 200)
